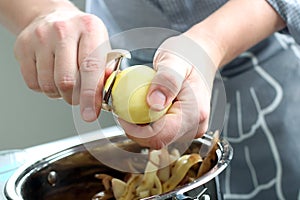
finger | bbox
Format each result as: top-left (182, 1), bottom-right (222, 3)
top-left (79, 57), bottom-right (105, 122)
top-left (147, 51), bottom-right (191, 111)
top-left (119, 112), bottom-right (180, 149)
top-left (14, 37), bottom-right (41, 92)
top-left (117, 103), bottom-right (181, 149)
top-left (196, 118), bottom-right (210, 138)
top-left (36, 49), bottom-right (61, 98)
top-left (77, 15), bottom-right (110, 122)
top-left (19, 57), bottom-right (41, 93)
top-left (54, 38), bottom-right (79, 104)
top-left (119, 99), bottom-right (199, 149)
top-left (186, 68), bottom-right (211, 138)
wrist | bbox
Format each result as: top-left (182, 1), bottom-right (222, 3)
top-left (183, 24), bottom-right (225, 69)
top-left (184, 0), bottom-right (285, 69)
top-left (166, 33), bottom-right (218, 92)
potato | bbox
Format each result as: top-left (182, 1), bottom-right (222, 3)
top-left (105, 65), bottom-right (169, 124)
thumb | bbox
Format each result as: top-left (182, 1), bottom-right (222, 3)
top-left (147, 50), bottom-right (191, 111)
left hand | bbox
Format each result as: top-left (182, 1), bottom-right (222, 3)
top-left (14, 9), bottom-right (111, 122)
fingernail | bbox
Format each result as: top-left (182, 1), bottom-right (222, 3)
top-left (148, 90), bottom-right (166, 111)
top-left (82, 107), bottom-right (97, 122)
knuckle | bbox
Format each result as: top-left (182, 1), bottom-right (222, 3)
top-left (57, 77), bottom-right (76, 93)
top-left (55, 74), bottom-right (76, 93)
top-left (27, 81), bottom-right (40, 91)
top-left (81, 89), bottom-right (97, 99)
top-left (40, 82), bottom-right (58, 94)
top-left (53, 21), bottom-right (68, 39)
top-left (34, 25), bottom-right (47, 44)
top-left (80, 58), bottom-right (101, 73)
top-left (80, 14), bottom-right (101, 33)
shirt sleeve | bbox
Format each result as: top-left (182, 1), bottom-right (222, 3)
top-left (266, 0), bottom-right (300, 44)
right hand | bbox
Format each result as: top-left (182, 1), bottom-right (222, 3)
top-left (118, 35), bottom-right (215, 149)
top-left (14, 8), bottom-right (110, 122)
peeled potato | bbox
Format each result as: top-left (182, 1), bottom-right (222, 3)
top-left (106, 65), bottom-right (169, 124)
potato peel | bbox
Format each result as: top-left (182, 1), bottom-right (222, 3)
top-left (163, 154), bottom-right (202, 193)
top-left (111, 178), bottom-right (127, 199)
top-left (95, 133), bottom-right (220, 200)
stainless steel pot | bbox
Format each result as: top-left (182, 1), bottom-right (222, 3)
top-left (5, 134), bottom-right (233, 200)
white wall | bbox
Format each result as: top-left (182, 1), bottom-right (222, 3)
top-left (0, 0), bottom-right (114, 150)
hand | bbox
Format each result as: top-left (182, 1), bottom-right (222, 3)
top-left (14, 8), bottom-right (110, 122)
top-left (118, 35), bottom-right (215, 149)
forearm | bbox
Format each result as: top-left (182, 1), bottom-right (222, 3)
top-left (0, 0), bottom-right (78, 34)
top-left (184, 0), bottom-right (285, 68)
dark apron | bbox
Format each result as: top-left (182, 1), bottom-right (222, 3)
top-left (219, 35), bottom-right (300, 200)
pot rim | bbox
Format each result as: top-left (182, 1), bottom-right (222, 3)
top-left (4, 133), bottom-right (233, 200)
